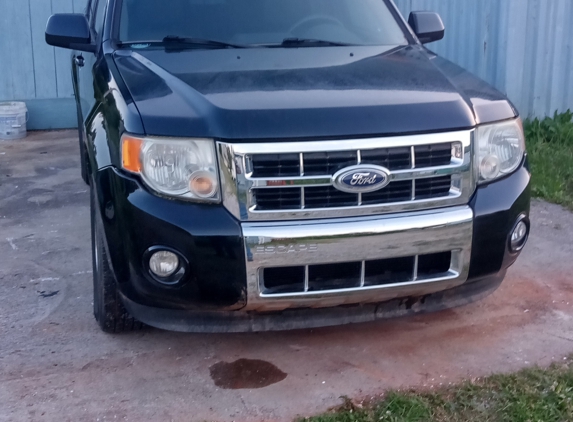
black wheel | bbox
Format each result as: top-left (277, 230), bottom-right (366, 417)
top-left (91, 187), bottom-right (143, 333)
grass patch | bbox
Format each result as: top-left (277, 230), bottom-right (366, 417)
top-left (302, 360), bottom-right (573, 422)
top-left (524, 110), bottom-right (573, 209)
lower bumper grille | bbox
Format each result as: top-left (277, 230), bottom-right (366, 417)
top-left (262, 252), bottom-right (453, 295)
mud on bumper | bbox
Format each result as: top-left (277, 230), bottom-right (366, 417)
top-left (121, 271), bottom-right (505, 333)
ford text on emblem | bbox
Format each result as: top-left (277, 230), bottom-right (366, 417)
top-left (332, 165), bottom-right (391, 193)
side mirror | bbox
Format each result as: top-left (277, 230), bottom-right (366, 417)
top-left (45, 13), bottom-right (96, 53)
top-left (408, 11), bottom-right (445, 44)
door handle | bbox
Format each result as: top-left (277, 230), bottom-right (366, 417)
top-left (75, 55), bottom-right (85, 67)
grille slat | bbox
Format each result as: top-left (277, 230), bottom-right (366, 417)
top-left (303, 151), bottom-right (358, 176)
top-left (305, 186), bottom-right (358, 208)
top-left (414, 143), bottom-right (452, 168)
top-left (262, 252), bottom-right (454, 295)
top-left (308, 262), bottom-right (362, 291)
top-left (254, 188), bottom-right (301, 210)
top-left (361, 147), bottom-right (411, 170)
top-left (415, 176), bottom-right (452, 200)
top-left (362, 180), bottom-right (413, 205)
top-left (252, 153), bottom-right (300, 177)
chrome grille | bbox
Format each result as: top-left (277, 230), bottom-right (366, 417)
top-left (218, 130), bottom-right (474, 221)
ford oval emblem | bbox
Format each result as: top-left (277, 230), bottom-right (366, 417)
top-left (332, 165), bottom-right (391, 193)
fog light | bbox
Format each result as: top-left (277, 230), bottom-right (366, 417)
top-left (149, 251), bottom-right (179, 278)
top-left (510, 219), bottom-right (528, 252)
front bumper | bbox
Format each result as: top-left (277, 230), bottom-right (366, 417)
top-left (242, 207), bottom-right (472, 311)
top-left (96, 161), bottom-right (530, 330)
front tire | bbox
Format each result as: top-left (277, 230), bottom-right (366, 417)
top-left (91, 186), bottom-right (143, 333)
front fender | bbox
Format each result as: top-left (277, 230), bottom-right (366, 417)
top-left (85, 53), bottom-right (145, 174)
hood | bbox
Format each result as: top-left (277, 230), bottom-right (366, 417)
top-left (113, 45), bottom-right (514, 140)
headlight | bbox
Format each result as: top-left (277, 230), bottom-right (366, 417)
top-left (121, 135), bottom-right (220, 202)
top-left (475, 119), bottom-right (526, 184)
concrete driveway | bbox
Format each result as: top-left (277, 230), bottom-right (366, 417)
top-left (1, 131), bottom-right (573, 422)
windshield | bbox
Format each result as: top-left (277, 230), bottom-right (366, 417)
top-left (118, 0), bottom-right (408, 47)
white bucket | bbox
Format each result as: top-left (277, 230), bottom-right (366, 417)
top-left (0, 102), bottom-right (28, 140)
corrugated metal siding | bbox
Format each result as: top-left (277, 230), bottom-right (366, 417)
top-left (0, 0), bottom-right (87, 101)
top-left (0, 0), bottom-right (87, 129)
top-left (393, 0), bottom-right (573, 117)
top-left (0, 0), bottom-right (571, 129)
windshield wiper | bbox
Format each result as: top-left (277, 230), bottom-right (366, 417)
top-left (162, 36), bottom-right (246, 49)
top-left (119, 36), bottom-right (246, 50)
top-left (278, 38), bottom-right (355, 47)
top-left (119, 37), bottom-right (352, 50)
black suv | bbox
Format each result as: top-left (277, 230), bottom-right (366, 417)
top-left (46, 0), bottom-right (530, 333)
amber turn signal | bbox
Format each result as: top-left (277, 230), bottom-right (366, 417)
top-left (121, 136), bottom-right (143, 173)
top-left (189, 170), bottom-right (218, 198)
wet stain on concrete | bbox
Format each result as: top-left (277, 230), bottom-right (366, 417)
top-left (38, 290), bottom-right (59, 298)
top-left (209, 359), bottom-right (287, 389)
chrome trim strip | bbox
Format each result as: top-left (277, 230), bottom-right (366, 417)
top-left (390, 164), bottom-right (467, 180)
top-left (242, 207), bottom-right (473, 311)
top-left (218, 130), bottom-right (474, 221)
top-left (230, 130), bottom-right (471, 154)
top-left (359, 261), bottom-right (366, 288)
top-left (411, 146), bottom-right (416, 200)
top-left (250, 176), bottom-right (333, 188)
top-left (357, 150), bottom-right (363, 206)
top-left (245, 187), bottom-right (464, 219)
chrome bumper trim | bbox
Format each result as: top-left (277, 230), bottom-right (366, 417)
top-left (242, 206), bottom-right (473, 311)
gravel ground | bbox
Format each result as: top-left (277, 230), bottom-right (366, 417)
top-left (1, 131), bottom-right (572, 422)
